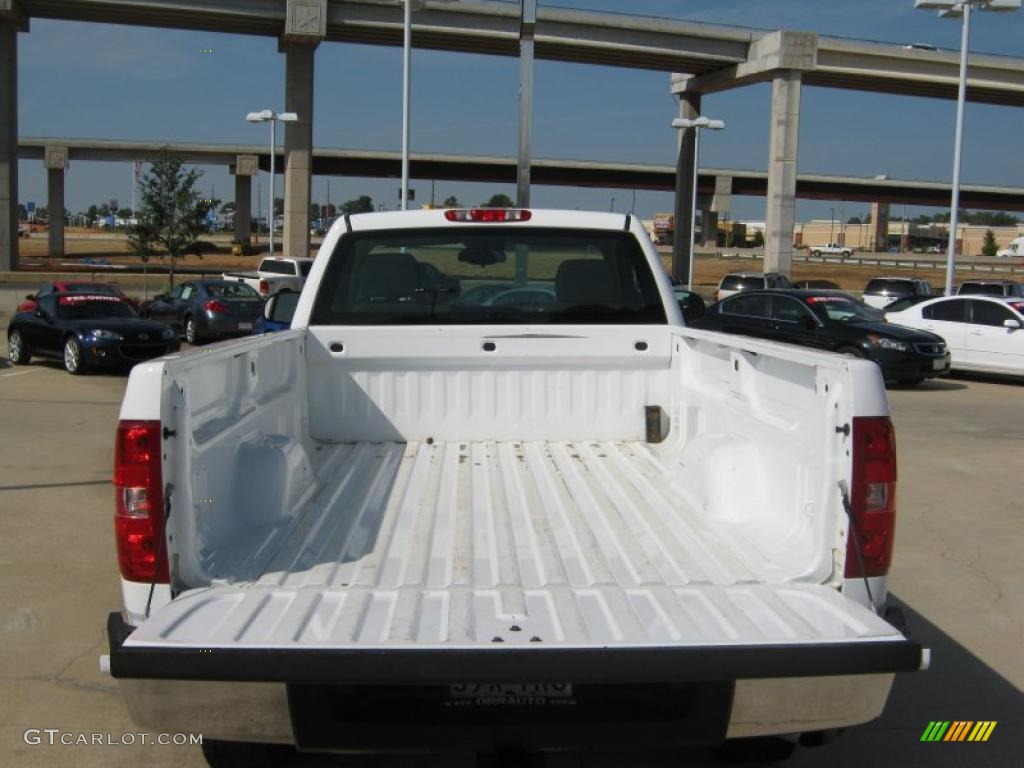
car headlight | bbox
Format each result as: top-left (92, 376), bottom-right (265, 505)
top-left (90, 329), bottom-right (123, 341)
top-left (868, 334), bottom-right (908, 352)
top-left (161, 328), bottom-right (176, 340)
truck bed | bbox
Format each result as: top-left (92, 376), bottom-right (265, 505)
top-left (138, 437), bottom-right (896, 652)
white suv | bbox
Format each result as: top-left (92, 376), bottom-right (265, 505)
top-left (715, 271), bottom-right (794, 301)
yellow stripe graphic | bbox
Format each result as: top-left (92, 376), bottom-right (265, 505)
top-left (979, 721), bottom-right (997, 742)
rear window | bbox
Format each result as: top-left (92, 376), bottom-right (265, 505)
top-left (959, 283), bottom-right (1006, 297)
top-left (310, 227), bottom-right (666, 326)
top-left (205, 282), bottom-right (260, 298)
top-left (864, 279), bottom-right (913, 297)
top-left (260, 260), bottom-right (297, 275)
top-left (720, 275), bottom-right (764, 291)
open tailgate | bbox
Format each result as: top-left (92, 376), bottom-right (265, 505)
top-left (109, 582), bottom-right (922, 683)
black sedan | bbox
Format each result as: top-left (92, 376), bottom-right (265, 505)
top-left (144, 280), bottom-right (263, 344)
top-left (692, 290), bottom-right (951, 385)
top-left (7, 293), bottom-right (179, 375)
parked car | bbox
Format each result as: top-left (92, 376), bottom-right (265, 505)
top-left (18, 224), bottom-right (30, 238)
top-left (143, 279), bottom-right (264, 344)
top-left (886, 296), bottom-right (1024, 376)
top-left (881, 294), bottom-right (933, 314)
top-left (253, 289), bottom-right (300, 334)
top-left (6, 293), bottom-right (178, 375)
top-left (714, 271), bottom-right (794, 301)
top-left (693, 289), bottom-right (950, 385)
top-left (19, 281), bottom-right (140, 313)
top-left (104, 209), bottom-right (923, 761)
top-left (862, 277), bottom-right (933, 309)
top-left (956, 280), bottom-right (1024, 298)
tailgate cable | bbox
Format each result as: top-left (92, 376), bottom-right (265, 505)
top-left (837, 480), bottom-right (877, 614)
top-left (144, 482), bottom-right (173, 620)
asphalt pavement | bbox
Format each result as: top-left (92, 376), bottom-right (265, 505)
top-left (0, 285), bottom-right (1020, 767)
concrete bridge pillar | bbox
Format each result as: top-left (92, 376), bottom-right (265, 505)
top-left (671, 92), bottom-right (701, 284)
top-left (45, 145), bottom-right (67, 259)
top-left (764, 70), bottom-right (802, 275)
top-left (280, 0), bottom-right (325, 259)
top-left (0, 8), bottom-right (24, 272)
top-left (232, 154), bottom-right (257, 242)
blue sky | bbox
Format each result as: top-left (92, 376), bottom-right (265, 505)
top-left (14, 0), bottom-right (1024, 221)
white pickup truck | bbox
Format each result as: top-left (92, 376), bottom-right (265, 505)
top-left (106, 209), bottom-right (924, 762)
top-left (223, 256), bottom-right (314, 297)
top-left (808, 242), bottom-right (853, 258)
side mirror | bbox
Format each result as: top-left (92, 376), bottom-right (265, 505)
top-left (266, 290), bottom-right (299, 325)
top-left (1004, 318), bottom-right (1021, 330)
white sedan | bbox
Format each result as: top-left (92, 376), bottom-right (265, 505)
top-left (886, 296), bottom-right (1024, 376)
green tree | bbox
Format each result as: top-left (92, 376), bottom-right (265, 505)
top-left (847, 216), bottom-right (862, 225)
top-left (118, 208), bottom-right (133, 219)
top-left (481, 193), bottom-right (514, 208)
top-left (310, 202), bottom-right (321, 220)
top-left (17, 203), bottom-right (27, 220)
top-left (981, 229), bottom-right (999, 258)
top-left (86, 205), bottom-right (99, 224)
top-left (129, 150), bottom-right (216, 288)
top-left (273, 197), bottom-right (284, 217)
top-left (341, 195), bottom-right (374, 214)
top-left (442, 195), bottom-right (461, 207)
top-left (220, 201), bottom-right (235, 214)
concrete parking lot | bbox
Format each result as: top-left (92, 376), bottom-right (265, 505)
top-left (0, 283), bottom-right (1021, 767)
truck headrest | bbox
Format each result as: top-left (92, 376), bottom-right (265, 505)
top-left (555, 259), bottom-right (619, 307)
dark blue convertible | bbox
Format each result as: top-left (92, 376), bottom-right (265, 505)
top-left (6, 293), bottom-right (179, 375)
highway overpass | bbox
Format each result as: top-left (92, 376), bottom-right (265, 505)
top-left (3, 0), bottom-right (1023, 276)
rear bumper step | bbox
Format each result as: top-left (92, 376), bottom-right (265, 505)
top-left (108, 612), bottom-right (923, 684)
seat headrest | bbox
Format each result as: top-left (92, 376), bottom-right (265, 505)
top-left (357, 251), bottom-right (421, 301)
top-left (555, 259), bottom-right (619, 306)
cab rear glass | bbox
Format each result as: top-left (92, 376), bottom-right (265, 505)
top-left (310, 227), bottom-right (666, 326)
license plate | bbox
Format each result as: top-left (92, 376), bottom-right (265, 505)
top-left (238, 322), bottom-right (252, 330)
top-left (446, 683), bottom-right (574, 706)
top-left (933, 358), bottom-right (947, 371)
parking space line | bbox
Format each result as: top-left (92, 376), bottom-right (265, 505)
top-left (0, 369), bottom-right (39, 378)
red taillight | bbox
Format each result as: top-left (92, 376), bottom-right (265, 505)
top-left (444, 208), bottom-right (532, 223)
top-left (258, 279), bottom-right (269, 296)
top-left (114, 420), bottom-right (168, 583)
top-left (204, 299), bottom-right (228, 313)
top-left (845, 416), bottom-right (897, 578)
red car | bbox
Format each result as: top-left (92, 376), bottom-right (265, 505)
top-left (18, 281), bottom-right (140, 313)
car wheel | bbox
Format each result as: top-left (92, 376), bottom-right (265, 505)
top-left (185, 316), bottom-right (199, 345)
top-left (63, 336), bottom-right (86, 375)
top-left (842, 250), bottom-right (852, 257)
top-left (811, 250), bottom-right (821, 257)
top-left (837, 346), bottom-right (866, 359)
top-left (8, 330), bottom-right (31, 365)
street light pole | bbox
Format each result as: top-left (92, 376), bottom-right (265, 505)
top-left (401, 0), bottom-right (412, 211)
top-left (247, 109), bottom-right (298, 256)
top-left (672, 116), bottom-right (725, 288)
top-left (914, 0), bottom-right (1021, 293)
top-left (944, 1), bottom-right (971, 294)
top-left (829, 207), bottom-right (836, 243)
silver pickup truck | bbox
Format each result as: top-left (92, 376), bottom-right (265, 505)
top-left (106, 208), bottom-right (925, 764)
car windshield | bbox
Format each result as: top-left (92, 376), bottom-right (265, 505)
top-left (804, 295), bottom-right (884, 323)
top-left (63, 283), bottom-right (118, 295)
top-left (310, 227), bottom-right (666, 326)
top-left (205, 282), bottom-right (260, 298)
top-left (56, 296), bottom-right (136, 319)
